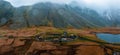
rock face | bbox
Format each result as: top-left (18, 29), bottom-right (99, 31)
top-left (0, 38), bottom-right (115, 55)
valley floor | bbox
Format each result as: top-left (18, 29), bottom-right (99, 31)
top-left (0, 26), bottom-right (120, 55)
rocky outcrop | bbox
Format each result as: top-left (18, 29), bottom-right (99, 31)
top-left (0, 38), bottom-right (25, 55)
top-left (76, 46), bottom-right (105, 55)
top-left (25, 42), bottom-right (57, 55)
top-left (0, 38), bottom-right (117, 55)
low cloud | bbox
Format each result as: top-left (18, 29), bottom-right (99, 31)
top-left (5, 0), bottom-right (120, 12)
top-left (5, 0), bottom-right (74, 7)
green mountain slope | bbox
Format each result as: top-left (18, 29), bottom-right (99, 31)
top-left (0, 1), bottom-right (113, 29)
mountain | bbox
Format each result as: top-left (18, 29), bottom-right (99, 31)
top-left (0, 1), bottom-right (115, 29)
top-left (110, 9), bottom-right (120, 27)
top-left (0, 0), bottom-right (14, 26)
top-left (102, 9), bottom-right (120, 27)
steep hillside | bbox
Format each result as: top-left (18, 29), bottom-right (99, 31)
top-left (0, 1), bottom-right (113, 29)
top-left (0, 0), bottom-right (14, 26)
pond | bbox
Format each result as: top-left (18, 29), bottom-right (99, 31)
top-left (96, 33), bottom-right (120, 43)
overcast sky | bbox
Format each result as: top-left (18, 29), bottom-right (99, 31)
top-left (5, 0), bottom-right (74, 7)
top-left (4, 0), bottom-right (120, 12)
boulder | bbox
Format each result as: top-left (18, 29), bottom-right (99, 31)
top-left (12, 39), bottom-right (25, 47)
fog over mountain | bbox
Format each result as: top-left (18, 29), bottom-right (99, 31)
top-left (5, 0), bottom-right (120, 12)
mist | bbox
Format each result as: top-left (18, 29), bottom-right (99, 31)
top-left (5, 0), bottom-right (74, 7)
top-left (5, 0), bottom-right (120, 12)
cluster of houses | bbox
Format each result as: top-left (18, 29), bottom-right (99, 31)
top-left (35, 32), bottom-right (78, 42)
